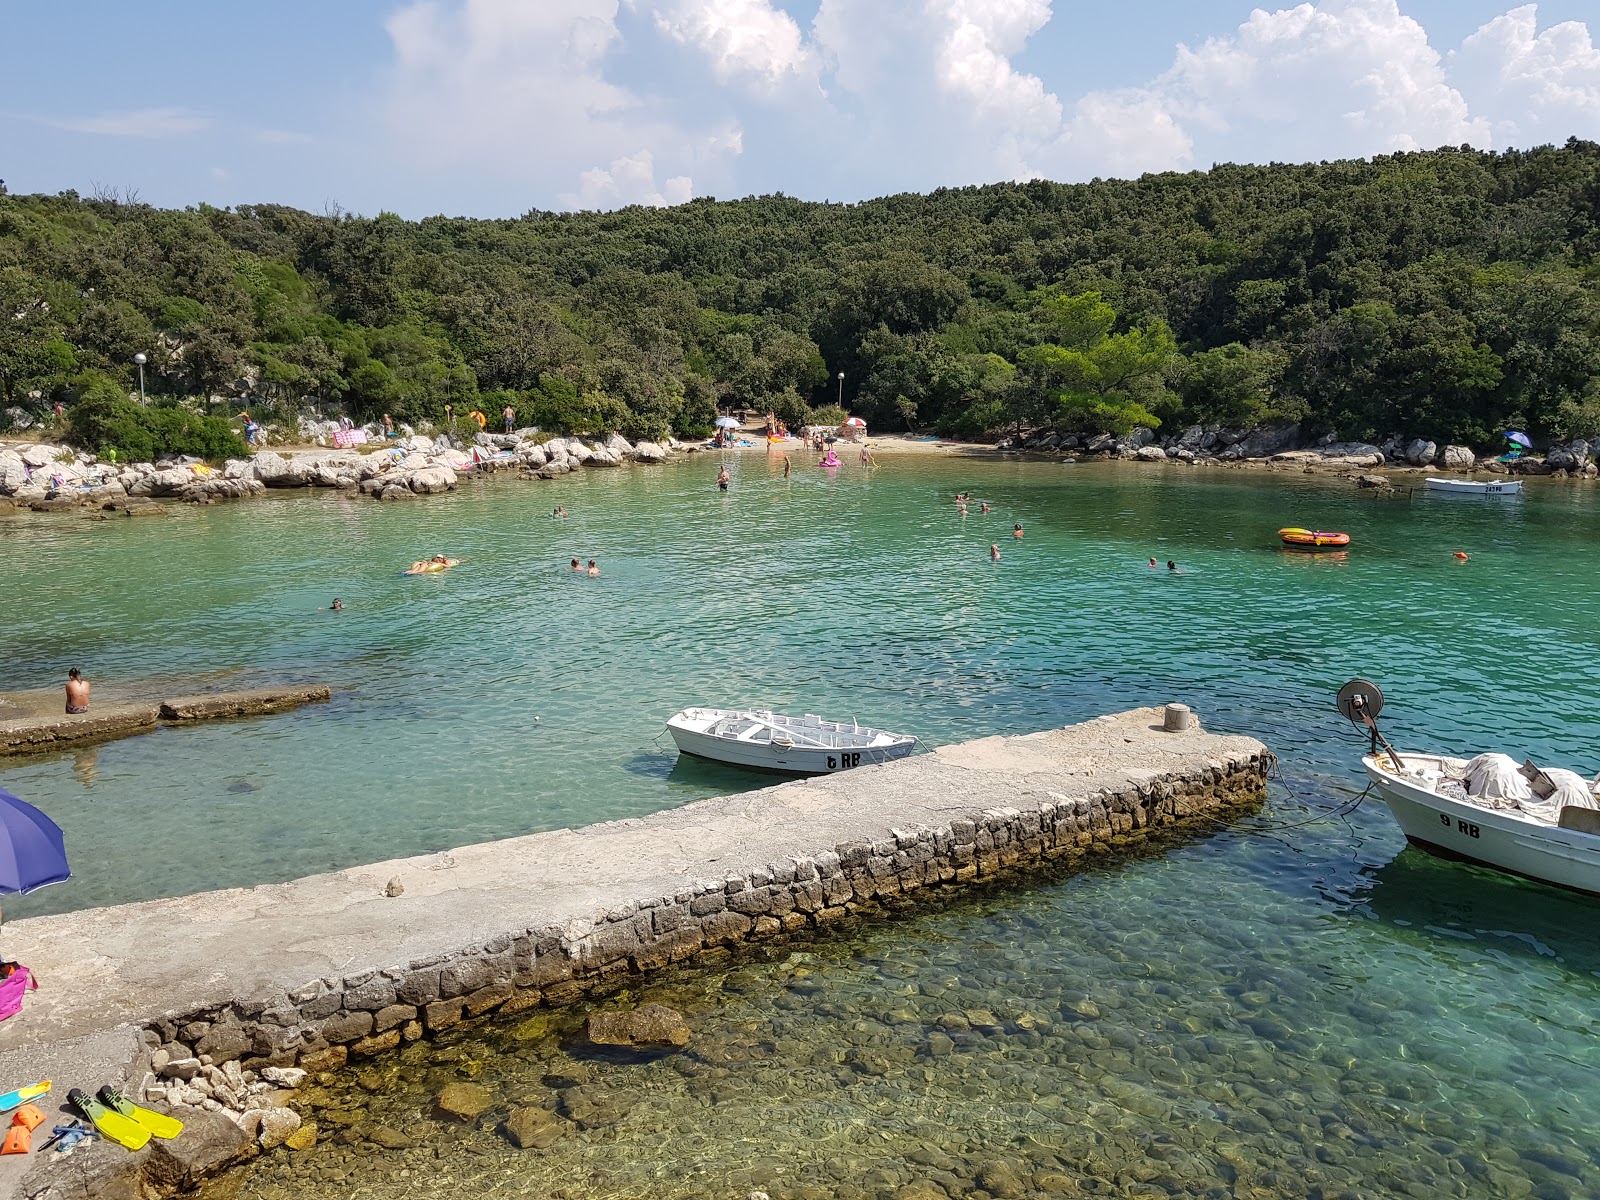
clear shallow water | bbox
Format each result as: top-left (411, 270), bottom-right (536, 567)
top-left (224, 820), bottom-right (1600, 1200)
top-left (3, 457), bottom-right (1600, 916)
top-left (8, 457), bottom-right (1600, 1198)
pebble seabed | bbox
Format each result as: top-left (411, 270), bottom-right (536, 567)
top-left (212, 781), bottom-right (1600, 1200)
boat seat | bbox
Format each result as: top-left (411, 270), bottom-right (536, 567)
top-left (1556, 806), bottom-right (1600, 835)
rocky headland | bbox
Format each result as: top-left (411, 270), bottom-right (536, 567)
top-left (1004, 423), bottom-right (1600, 478)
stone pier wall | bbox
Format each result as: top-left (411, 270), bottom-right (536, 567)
top-left (147, 752), bottom-right (1268, 1080)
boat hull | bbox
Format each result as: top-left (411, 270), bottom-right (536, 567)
top-left (1364, 755), bottom-right (1600, 897)
top-left (1278, 527), bottom-right (1349, 548)
top-left (1424, 477), bottom-right (1522, 495)
top-left (668, 724), bottom-right (915, 774)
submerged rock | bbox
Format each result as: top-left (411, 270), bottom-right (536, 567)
top-left (435, 1081), bottom-right (494, 1121)
top-left (586, 1003), bottom-right (691, 1048)
top-left (502, 1105), bottom-right (567, 1149)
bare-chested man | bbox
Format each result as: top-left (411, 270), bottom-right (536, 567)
top-left (65, 668), bottom-right (90, 715)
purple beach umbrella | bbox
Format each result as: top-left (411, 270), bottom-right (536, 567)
top-left (0, 789), bottom-right (70, 895)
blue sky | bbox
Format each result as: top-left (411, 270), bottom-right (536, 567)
top-left (2, 0), bottom-right (1596, 217)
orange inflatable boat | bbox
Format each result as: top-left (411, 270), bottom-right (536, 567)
top-left (1279, 527), bottom-right (1350, 548)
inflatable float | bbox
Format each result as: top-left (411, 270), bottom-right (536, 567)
top-left (1279, 527), bottom-right (1350, 549)
top-left (404, 557), bottom-right (460, 575)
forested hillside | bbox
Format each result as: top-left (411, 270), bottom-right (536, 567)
top-left (2, 139), bottom-right (1598, 447)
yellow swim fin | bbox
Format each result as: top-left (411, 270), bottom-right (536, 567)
top-left (67, 1090), bottom-right (150, 1151)
top-left (99, 1086), bottom-right (183, 1140)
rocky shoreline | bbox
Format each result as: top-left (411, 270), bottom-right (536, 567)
top-left (0, 429), bottom-right (677, 514)
top-left (1005, 423), bottom-right (1600, 478)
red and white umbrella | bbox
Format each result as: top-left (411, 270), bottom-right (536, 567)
top-left (842, 417), bottom-right (866, 428)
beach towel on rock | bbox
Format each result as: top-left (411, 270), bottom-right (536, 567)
top-left (0, 963), bottom-right (37, 1022)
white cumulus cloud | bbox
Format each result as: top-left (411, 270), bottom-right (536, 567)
top-left (644, 0), bottom-right (818, 91)
top-left (568, 150), bottom-right (694, 208)
top-left (1453, 4), bottom-right (1600, 147)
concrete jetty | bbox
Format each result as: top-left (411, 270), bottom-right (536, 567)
top-left (0, 707), bottom-right (1268, 1199)
top-left (0, 686), bottom-right (331, 757)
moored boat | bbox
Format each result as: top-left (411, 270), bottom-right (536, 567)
top-left (1340, 680), bottom-right (1600, 896)
top-left (1425, 477), bottom-right (1522, 495)
top-left (1279, 527), bottom-right (1349, 548)
top-left (666, 707), bottom-right (917, 774)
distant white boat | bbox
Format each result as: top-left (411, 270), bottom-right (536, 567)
top-left (666, 707), bottom-right (917, 774)
top-left (1424, 477), bottom-right (1521, 495)
top-left (1364, 752), bottom-right (1600, 897)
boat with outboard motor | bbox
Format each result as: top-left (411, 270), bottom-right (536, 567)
top-left (1424, 477), bottom-right (1522, 495)
top-left (1339, 680), bottom-right (1600, 896)
top-left (666, 707), bottom-right (917, 774)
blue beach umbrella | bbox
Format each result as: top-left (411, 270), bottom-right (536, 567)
top-left (0, 789), bottom-right (70, 895)
top-left (1505, 431), bottom-right (1533, 448)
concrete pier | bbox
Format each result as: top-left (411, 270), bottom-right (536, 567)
top-left (0, 707), bottom-right (1267, 1198)
top-left (0, 686), bottom-right (330, 756)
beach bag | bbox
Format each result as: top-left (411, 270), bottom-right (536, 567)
top-left (0, 964), bottom-right (37, 1022)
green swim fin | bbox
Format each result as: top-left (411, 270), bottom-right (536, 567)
top-left (67, 1089), bottom-right (150, 1151)
top-left (98, 1086), bottom-right (183, 1140)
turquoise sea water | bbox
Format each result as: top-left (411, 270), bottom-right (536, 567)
top-left (7, 456), bottom-right (1600, 1198)
top-left (3, 456), bottom-right (1599, 916)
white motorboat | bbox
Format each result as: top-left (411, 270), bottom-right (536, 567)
top-left (1424, 477), bottom-right (1521, 495)
top-left (1339, 680), bottom-right (1600, 896)
top-left (666, 707), bottom-right (917, 774)
top-left (1362, 752), bottom-right (1600, 896)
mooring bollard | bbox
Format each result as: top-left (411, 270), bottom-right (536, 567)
top-left (1163, 703), bottom-right (1191, 732)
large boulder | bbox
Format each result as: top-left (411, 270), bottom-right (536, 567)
top-left (407, 465), bottom-right (457, 494)
top-left (1545, 440), bottom-right (1591, 471)
top-left (632, 441), bottom-right (668, 463)
top-left (250, 452), bottom-right (296, 486)
top-left (1315, 442), bottom-right (1386, 467)
top-left (19, 445), bottom-right (56, 469)
top-left (517, 442), bottom-right (549, 469)
top-left (603, 433), bottom-right (633, 457)
top-left (566, 442), bottom-right (594, 465)
top-left (0, 455), bottom-right (28, 495)
top-left (435, 1082), bottom-right (494, 1121)
top-left (128, 468), bottom-right (193, 498)
top-left (1233, 424), bottom-right (1303, 457)
top-left (1440, 445), bottom-right (1475, 471)
top-left (1133, 445), bottom-right (1166, 462)
top-left (586, 1003), bottom-right (691, 1048)
top-left (587, 447), bottom-right (623, 467)
top-left (1405, 438), bottom-right (1437, 466)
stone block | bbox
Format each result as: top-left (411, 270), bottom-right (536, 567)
top-left (373, 1004), bottom-right (417, 1032)
top-left (342, 976), bottom-right (398, 1011)
top-left (195, 1025), bottom-right (253, 1064)
top-left (529, 952), bottom-right (573, 987)
top-left (500, 987), bottom-right (543, 1015)
top-left (424, 999), bottom-right (466, 1030)
top-left (397, 966), bottom-right (442, 1006)
top-left (688, 891), bottom-right (726, 916)
top-left (297, 989), bottom-right (344, 1021)
top-left (298, 1045), bottom-right (348, 1072)
top-left (319, 1011), bottom-right (374, 1044)
top-left (143, 1108), bottom-right (255, 1190)
top-left (350, 1029), bottom-right (401, 1058)
top-left (701, 911), bottom-right (753, 944)
top-left (465, 982), bottom-right (515, 1016)
top-left (439, 957), bottom-right (495, 998)
top-left (729, 886), bottom-right (773, 915)
top-left (652, 904), bottom-right (691, 934)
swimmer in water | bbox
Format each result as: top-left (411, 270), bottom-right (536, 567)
top-left (1148, 558), bottom-right (1158, 568)
top-left (587, 559), bottom-right (600, 576)
top-left (990, 544), bottom-right (1000, 561)
top-left (981, 502), bottom-right (991, 513)
top-left (1013, 523), bottom-right (1024, 539)
top-left (717, 466), bottom-right (731, 491)
top-left (571, 557), bottom-right (582, 571)
top-left (1167, 560), bottom-right (1181, 573)
top-left (330, 598), bottom-right (343, 611)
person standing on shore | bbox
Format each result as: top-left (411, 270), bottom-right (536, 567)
top-left (444, 403), bottom-right (454, 426)
top-left (503, 404), bottom-right (515, 433)
top-left (65, 668), bottom-right (90, 715)
top-left (382, 413), bottom-right (395, 437)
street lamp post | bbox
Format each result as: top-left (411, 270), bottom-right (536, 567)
top-left (837, 371), bottom-right (844, 409)
top-left (133, 353), bottom-right (147, 407)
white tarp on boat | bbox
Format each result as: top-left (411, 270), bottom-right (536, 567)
top-left (1460, 752), bottom-right (1598, 822)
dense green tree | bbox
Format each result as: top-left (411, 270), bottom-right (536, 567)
top-left (3, 140), bottom-right (1599, 445)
